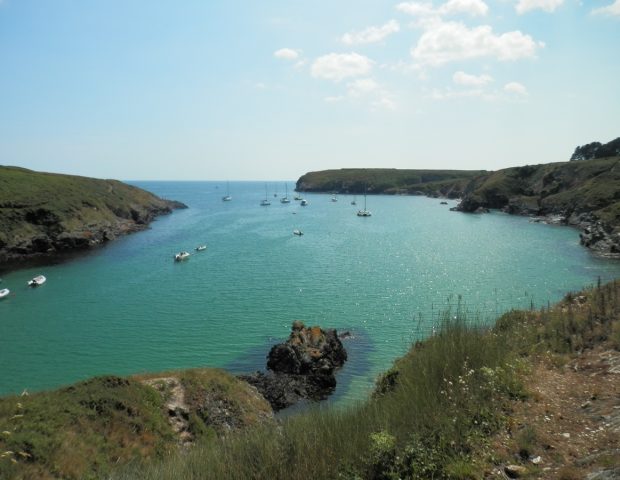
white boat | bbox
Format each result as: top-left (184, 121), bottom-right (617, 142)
top-left (300, 199), bottom-right (308, 206)
top-left (260, 184), bottom-right (271, 206)
top-left (0, 288), bottom-right (9, 299)
top-left (280, 183), bottom-right (291, 204)
top-left (357, 186), bottom-right (371, 217)
top-left (294, 194), bottom-right (303, 201)
top-left (222, 181), bottom-right (232, 201)
top-left (195, 245), bottom-right (207, 251)
top-left (27, 275), bottom-right (46, 287)
top-left (293, 229), bottom-right (304, 236)
top-left (174, 251), bottom-right (190, 261)
top-left (331, 194), bottom-right (338, 202)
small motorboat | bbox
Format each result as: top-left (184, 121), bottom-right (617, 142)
top-left (300, 199), bottom-right (308, 206)
top-left (294, 195), bottom-right (303, 201)
top-left (28, 275), bottom-right (46, 287)
top-left (293, 229), bottom-right (304, 236)
top-left (0, 288), bottom-right (10, 299)
top-left (331, 195), bottom-right (338, 202)
top-left (195, 245), bottom-right (207, 251)
top-left (174, 251), bottom-right (190, 261)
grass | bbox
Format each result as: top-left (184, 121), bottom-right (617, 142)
top-left (0, 370), bottom-right (271, 480)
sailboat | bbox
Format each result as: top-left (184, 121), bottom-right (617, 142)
top-left (280, 183), bottom-right (291, 204)
top-left (357, 186), bottom-right (371, 217)
top-left (222, 182), bottom-right (232, 201)
top-left (351, 195), bottom-right (357, 205)
top-left (331, 194), bottom-right (338, 202)
top-left (260, 184), bottom-right (271, 206)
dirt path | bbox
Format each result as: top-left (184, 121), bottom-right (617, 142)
top-left (488, 347), bottom-right (620, 479)
top-left (143, 376), bottom-right (193, 447)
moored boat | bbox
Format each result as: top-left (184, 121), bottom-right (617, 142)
top-left (195, 245), bottom-right (207, 251)
top-left (300, 199), bottom-right (308, 206)
top-left (293, 229), bottom-right (304, 236)
top-left (0, 288), bottom-right (10, 299)
top-left (28, 275), bottom-right (46, 287)
top-left (174, 251), bottom-right (190, 261)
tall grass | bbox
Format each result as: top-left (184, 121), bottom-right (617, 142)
top-left (116, 311), bottom-right (522, 480)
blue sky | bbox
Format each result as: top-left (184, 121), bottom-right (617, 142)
top-left (0, 0), bottom-right (618, 180)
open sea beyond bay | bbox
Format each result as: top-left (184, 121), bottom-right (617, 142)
top-left (1, 181), bottom-right (619, 404)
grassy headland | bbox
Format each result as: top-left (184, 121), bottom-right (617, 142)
top-left (296, 168), bottom-right (485, 197)
top-left (2, 280), bottom-right (618, 479)
top-left (0, 166), bottom-right (186, 270)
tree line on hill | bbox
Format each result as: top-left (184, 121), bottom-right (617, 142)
top-left (570, 137), bottom-right (620, 161)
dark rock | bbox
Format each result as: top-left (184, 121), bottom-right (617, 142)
top-left (474, 206), bottom-right (490, 213)
top-left (240, 322), bottom-right (347, 411)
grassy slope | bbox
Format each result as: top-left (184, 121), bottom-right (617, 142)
top-left (0, 166), bottom-right (180, 254)
top-left (114, 281), bottom-right (620, 480)
top-left (295, 168), bottom-right (486, 196)
top-left (0, 369), bottom-right (272, 480)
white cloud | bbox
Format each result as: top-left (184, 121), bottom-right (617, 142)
top-left (396, 0), bottom-right (489, 17)
top-left (453, 71), bottom-right (494, 86)
top-left (323, 78), bottom-right (396, 110)
top-left (441, 0), bottom-right (489, 16)
top-left (347, 78), bottom-right (380, 97)
top-left (311, 53), bottom-right (374, 82)
top-left (504, 81), bottom-right (528, 95)
top-left (592, 0), bottom-right (620, 16)
top-left (342, 20), bottom-right (400, 45)
top-left (430, 88), bottom-right (488, 100)
top-left (411, 20), bottom-right (542, 66)
top-left (273, 48), bottom-right (300, 60)
top-left (515, 0), bottom-right (564, 14)
top-left (396, 1), bottom-right (437, 16)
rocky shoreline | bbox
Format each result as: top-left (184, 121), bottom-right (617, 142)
top-left (451, 199), bottom-right (620, 259)
top-left (240, 321), bottom-right (348, 411)
top-left (0, 199), bottom-right (187, 272)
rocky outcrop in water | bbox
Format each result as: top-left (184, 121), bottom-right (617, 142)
top-left (240, 321), bottom-right (348, 411)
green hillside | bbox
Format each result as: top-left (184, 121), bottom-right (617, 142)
top-left (0, 166), bottom-right (185, 267)
top-left (296, 168), bottom-right (485, 197)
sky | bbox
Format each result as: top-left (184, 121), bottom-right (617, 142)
top-left (0, 0), bottom-right (619, 181)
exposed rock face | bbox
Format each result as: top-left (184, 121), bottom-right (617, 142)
top-left (240, 321), bottom-right (348, 411)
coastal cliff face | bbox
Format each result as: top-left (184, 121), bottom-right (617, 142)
top-left (0, 166), bottom-right (186, 268)
top-left (453, 157), bottom-right (620, 257)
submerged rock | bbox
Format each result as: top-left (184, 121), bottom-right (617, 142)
top-left (240, 322), bottom-right (347, 411)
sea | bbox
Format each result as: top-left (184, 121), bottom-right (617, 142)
top-left (1, 181), bottom-right (619, 405)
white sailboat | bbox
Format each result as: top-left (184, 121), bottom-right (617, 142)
top-left (222, 181), bottom-right (232, 201)
top-left (260, 184), bottom-right (271, 206)
top-left (331, 194), bottom-right (338, 202)
top-left (357, 186), bottom-right (371, 217)
top-left (0, 288), bottom-right (10, 299)
top-left (280, 183), bottom-right (291, 204)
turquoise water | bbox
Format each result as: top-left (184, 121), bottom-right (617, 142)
top-left (1, 181), bottom-right (619, 403)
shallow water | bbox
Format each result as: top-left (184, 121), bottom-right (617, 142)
top-left (1, 181), bottom-right (619, 403)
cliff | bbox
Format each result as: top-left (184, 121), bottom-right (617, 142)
top-left (0, 166), bottom-right (186, 269)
